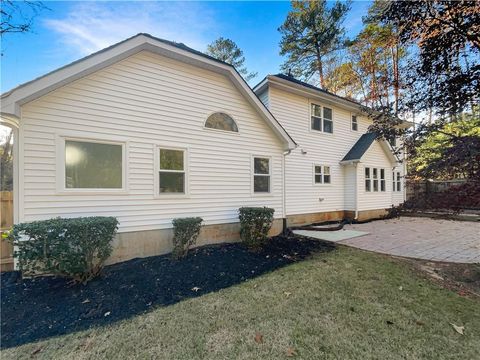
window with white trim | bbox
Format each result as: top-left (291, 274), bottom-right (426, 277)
top-left (380, 168), bottom-right (386, 192)
top-left (253, 157), bottom-right (270, 193)
top-left (393, 171), bottom-right (401, 192)
top-left (314, 165), bottom-right (331, 184)
top-left (373, 168), bottom-right (379, 192)
top-left (311, 103), bottom-right (333, 133)
top-left (205, 112), bottom-right (238, 132)
top-left (158, 148), bottom-right (186, 194)
top-left (64, 139), bottom-right (123, 189)
top-left (365, 167), bottom-right (371, 192)
top-left (351, 115), bottom-right (358, 131)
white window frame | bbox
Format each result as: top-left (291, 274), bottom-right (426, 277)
top-left (351, 114), bottom-right (358, 131)
top-left (313, 164), bottom-right (331, 185)
top-left (380, 168), bottom-right (386, 192)
top-left (365, 167), bottom-right (371, 192)
top-left (372, 168), bottom-right (379, 192)
top-left (56, 135), bottom-right (128, 195)
top-left (154, 145), bottom-right (189, 198)
top-left (310, 101), bottom-right (334, 134)
top-left (393, 171), bottom-right (401, 192)
top-left (203, 111), bottom-right (240, 134)
top-left (251, 155), bottom-right (272, 195)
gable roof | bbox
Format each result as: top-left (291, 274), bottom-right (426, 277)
top-left (254, 73), bottom-right (365, 113)
top-left (1, 33), bottom-right (296, 150)
top-left (254, 74), bottom-right (413, 129)
top-left (272, 73), bottom-right (364, 108)
top-left (340, 132), bottom-right (398, 165)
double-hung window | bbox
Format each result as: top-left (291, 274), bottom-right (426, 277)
top-left (311, 103), bottom-right (333, 133)
top-left (365, 167), bottom-right (371, 192)
top-left (253, 157), bottom-right (270, 193)
top-left (351, 115), bottom-right (358, 131)
top-left (373, 168), bottom-right (379, 192)
top-left (380, 168), bottom-right (386, 192)
top-left (365, 167), bottom-right (384, 192)
top-left (158, 148), bottom-right (186, 194)
top-left (63, 139), bottom-right (124, 190)
top-left (314, 165), bottom-right (331, 184)
top-left (393, 171), bottom-right (401, 192)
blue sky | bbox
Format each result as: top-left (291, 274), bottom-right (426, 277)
top-left (1, 1), bottom-right (371, 92)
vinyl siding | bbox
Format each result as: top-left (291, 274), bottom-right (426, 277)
top-left (357, 141), bottom-right (397, 210)
top-left (267, 85), bottom-right (404, 214)
top-left (343, 165), bottom-right (356, 210)
top-left (257, 89), bottom-right (269, 108)
top-left (20, 51), bottom-right (284, 233)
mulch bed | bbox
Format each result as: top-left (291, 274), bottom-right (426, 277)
top-left (394, 257), bottom-right (480, 299)
top-left (1, 233), bottom-right (334, 349)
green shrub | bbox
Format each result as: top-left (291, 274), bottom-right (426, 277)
top-left (9, 216), bottom-right (118, 283)
top-left (238, 207), bottom-right (275, 249)
top-left (172, 217), bottom-right (203, 259)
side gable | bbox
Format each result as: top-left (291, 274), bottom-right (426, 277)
top-left (1, 33), bottom-right (295, 150)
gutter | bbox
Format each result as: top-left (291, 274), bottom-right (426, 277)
top-left (354, 162), bottom-right (359, 220)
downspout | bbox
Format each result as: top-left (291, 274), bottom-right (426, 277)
top-left (282, 149), bottom-right (291, 233)
top-left (392, 165), bottom-right (396, 205)
top-left (403, 144), bottom-right (407, 202)
top-left (354, 162), bottom-right (359, 220)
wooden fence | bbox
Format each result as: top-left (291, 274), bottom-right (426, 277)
top-left (1, 191), bottom-right (14, 271)
top-left (406, 179), bottom-right (467, 201)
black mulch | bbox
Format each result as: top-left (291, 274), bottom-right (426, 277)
top-left (1, 234), bottom-right (335, 349)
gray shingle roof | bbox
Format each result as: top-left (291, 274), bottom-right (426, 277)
top-left (341, 132), bottom-right (378, 162)
top-left (271, 74), bottom-right (365, 108)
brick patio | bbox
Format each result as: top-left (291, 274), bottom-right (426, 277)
top-left (340, 217), bottom-right (480, 263)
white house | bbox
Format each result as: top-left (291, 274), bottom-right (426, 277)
top-left (1, 34), bottom-right (406, 264)
top-left (254, 74), bottom-right (407, 224)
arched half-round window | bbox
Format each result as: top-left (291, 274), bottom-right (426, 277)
top-left (205, 112), bottom-right (238, 132)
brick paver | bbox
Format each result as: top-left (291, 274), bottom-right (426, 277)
top-left (340, 217), bottom-right (480, 263)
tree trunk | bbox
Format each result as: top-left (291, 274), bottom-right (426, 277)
top-left (315, 44), bottom-right (324, 89)
top-left (392, 44), bottom-right (400, 114)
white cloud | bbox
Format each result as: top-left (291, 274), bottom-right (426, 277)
top-left (44, 1), bottom-right (217, 56)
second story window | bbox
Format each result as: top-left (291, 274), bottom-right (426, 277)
top-left (311, 103), bottom-right (333, 133)
top-left (351, 115), bottom-right (358, 131)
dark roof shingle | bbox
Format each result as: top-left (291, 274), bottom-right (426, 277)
top-left (341, 132), bottom-right (378, 162)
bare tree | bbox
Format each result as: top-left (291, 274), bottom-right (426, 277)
top-left (1, 0), bottom-right (47, 35)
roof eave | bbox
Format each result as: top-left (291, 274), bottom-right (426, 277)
top-left (1, 34), bottom-right (296, 150)
top-left (339, 159), bottom-right (361, 165)
top-left (266, 75), bottom-right (365, 113)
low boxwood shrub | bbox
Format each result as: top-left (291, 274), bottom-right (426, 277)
top-left (172, 217), bottom-right (203, 259)
top-left (9, 216), bottom-right (118, 283)
top-left (238, 207), bottom-right (275, 249)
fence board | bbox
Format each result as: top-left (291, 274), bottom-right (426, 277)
top-left (1, 191), bottom-right (14, 271)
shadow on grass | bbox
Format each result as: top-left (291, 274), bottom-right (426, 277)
top-left (1, 234), bottom-right (335, 349)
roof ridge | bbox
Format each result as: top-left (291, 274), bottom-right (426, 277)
top-left (2, 33), bottom-right (233, 97)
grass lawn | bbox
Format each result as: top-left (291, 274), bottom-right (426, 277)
top-left (3, 246), bottom-right (479, 359)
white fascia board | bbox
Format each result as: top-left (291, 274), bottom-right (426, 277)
top-left (267, 76), bottom-right (365, 113)
top-left (379, 140), bottom-right (399, 165)
top-left (0, 34), bottom-right (295, 150)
